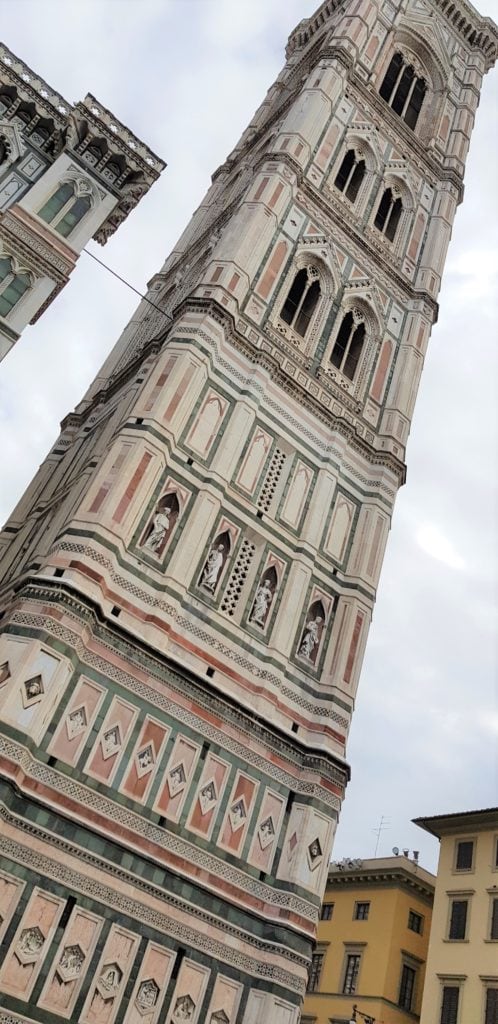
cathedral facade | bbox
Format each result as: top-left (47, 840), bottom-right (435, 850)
top-left (0, 2), bottom-right (495, 1022)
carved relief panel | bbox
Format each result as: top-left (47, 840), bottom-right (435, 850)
top-left (38, 906), bottom-right (103, 1018)
top-left (124, 941), bottom-right (175, 1024)
top-left (204, 975), bottom-right (243, 1024)
top-left (80, 923), bottom-right (140, 1024)
top-left (217, 770), bottom-right (258, 857)
top-left (186, 752), bottom-right (231, 840)
top-left (0, 645), bottom-right (69, 744)
top-left (84, 696), bottom-right (138, 786)
top-left (153, 734), bottom-right (201, 823)
top-left (48, 676), bottom-right (105, 767)
top-left (0, 887), bottom-right (65, 1002)
top-left (247, 788), bottom-right (286, 873)
top-left (0, 869), bottom-right (25, 943)
top-left (164, 958), bottom-right (210, 1024)
top-left (121, 715), bottom-right (171, 804)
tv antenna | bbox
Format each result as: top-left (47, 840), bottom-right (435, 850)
top-left (372, 815), bottom-right (391, 856)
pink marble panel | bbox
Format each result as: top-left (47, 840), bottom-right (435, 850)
top-left (85, 697), bottom-right (137, 785)
top-left (48, 677), bottom-right (105, 767)
top-left (186, 753), bottom-right (230, 839)
top-left (218, 772), bottom-right (258, 856)
top-left (0, 869), bottom-right (25, 942)
top-left (0, 887), bottom-right (64, 1000)
top-left (121, 717), bottom-right (170, 803)
top-left (153, 735), bottom-right (200, 823)
top-left (38, 907), bottom-right (103, 1018)
top-left (81, 923), bottom-right (140, 1024)
top-left (248, 790), bottom-right (286, 872)
top-left (124, 942), bottom-right (175, 1024)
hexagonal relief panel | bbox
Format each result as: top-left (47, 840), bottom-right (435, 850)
top-left (57, 944), bottom-right (85, 982)
top-left (172, 994), bottom-right (196, 1021)
top-left (135, 978), bottom-right (160, 1014)
top-left (96, 962), bottom-right (123, 999)
top-left (16, 926), bottom-right (45, 964)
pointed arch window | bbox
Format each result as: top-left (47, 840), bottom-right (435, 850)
top-left (374, 188), bottom-right (403, 242)
top-left (38, 182), bottom-right (92, 238)
top-left (0, 256), bottom-right (30, 318)
top-left (280, 267), bottom-right (321, 338)
top-left (330, 310), bottom-right (366, 381)
top-left (380, 52), bottom-right (427, 130)
top-left (334, 149), bottom-right (366, 203)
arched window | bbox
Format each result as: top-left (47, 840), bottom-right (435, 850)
top-left (38, 183), bottom-right (74, 224)
top-left (38, 182), bottom-right (92, 238)
top-left (330, 311), bottom-right (366, 380)
top-left (280, 267), bottom-right (321, 338)
top-left (0, 256), bottom-right (30, 318)
top-left (334, 149), bottom-right (366, 203)
top-left (55, 195), bottom-right (92, 237)
top-left (380, 52), bottom-right (426, 129)
top-left (374, 188), bottom-right (403, 242)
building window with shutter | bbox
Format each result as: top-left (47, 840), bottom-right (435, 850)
top-left (320, 903), bottom-right (334, 921)
top-left (307, 952), bottom-right (324, 993)
top-left (342, 953), bottom-right (361, 994)
top-left (354, 901), bottom-right (370, 921)
top-left (448, 899), bottom-right (468, 940)
top-left (408, 909), bottom-right (424, 934)
top-left (485, 988), bottom-right (498, 1024)
top-left (398, 963), bottom-right (417, 1011)
top-left (454, 839), bottom-right (475, 871)
top-left (440, 985), bottom-right (459, 1024)
top-left (490, 897), bottom-right (498, 940)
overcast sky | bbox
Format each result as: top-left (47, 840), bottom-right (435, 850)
top-left (0, 0), bottom-right (497, 874)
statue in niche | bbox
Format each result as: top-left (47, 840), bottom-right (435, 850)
top-left (141, 492), bottom-right (180, 557)
top-left (200, 531), bottom-right (231, 593)
top-left (298, 600), bottom-right (326, 665)
top-left (249, 566), bottom-right (278, 628)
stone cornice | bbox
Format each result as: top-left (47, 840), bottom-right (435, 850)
top-left (286, 0), bottom-right (498, 71)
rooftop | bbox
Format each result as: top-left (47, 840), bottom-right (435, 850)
top-left (414, 806), bottom-right (498, 838)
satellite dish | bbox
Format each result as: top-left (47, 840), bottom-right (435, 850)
top-left (392, 846), bottom-right (399, 855)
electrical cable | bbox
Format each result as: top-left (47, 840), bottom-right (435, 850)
top-left (82, 247), bottom-right (173, 322)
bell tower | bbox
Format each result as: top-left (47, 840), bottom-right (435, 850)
top-left (0, 2), bottom-right (495, 1022)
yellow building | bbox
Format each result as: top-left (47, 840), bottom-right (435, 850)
top-left (302, 855), bottom-right (435, 1024)
top-left (414, 807), bottom-right (498, 1024)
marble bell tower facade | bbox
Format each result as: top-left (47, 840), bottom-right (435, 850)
top-left (0, 2), bottom-right (495, 1022)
